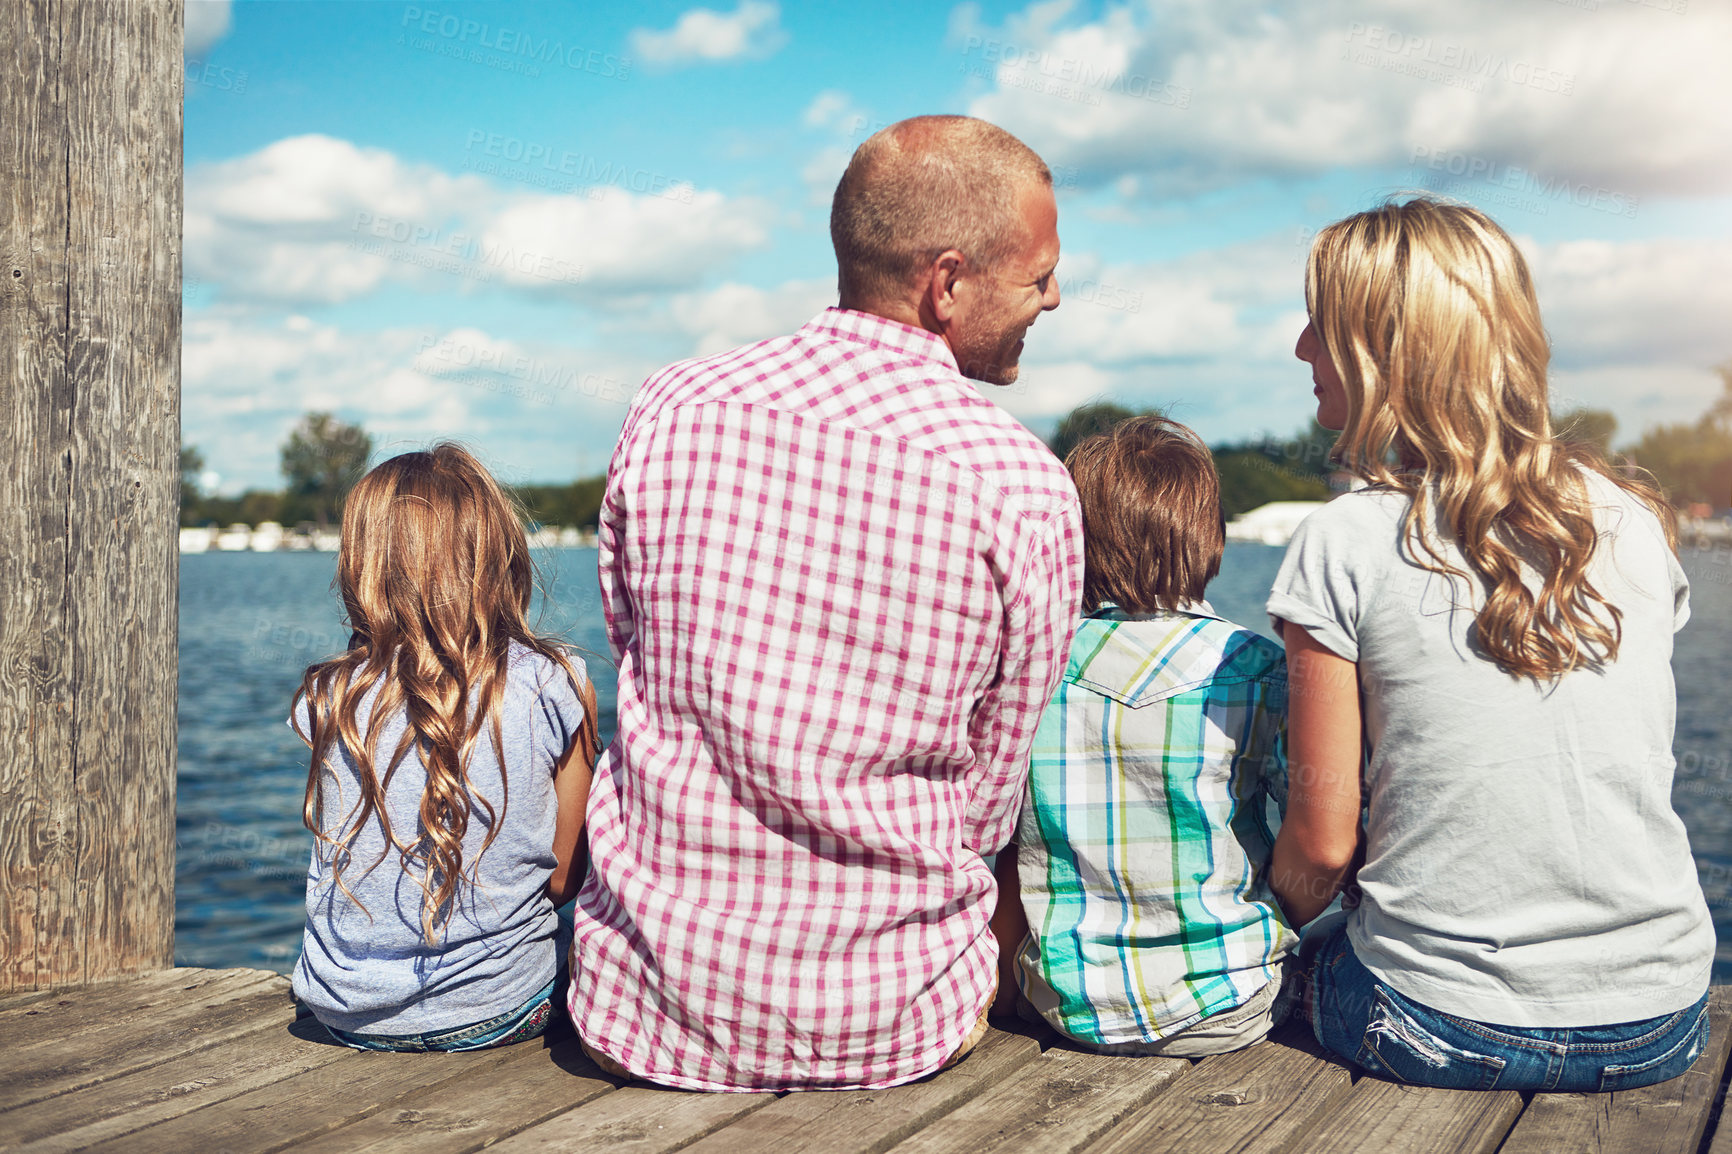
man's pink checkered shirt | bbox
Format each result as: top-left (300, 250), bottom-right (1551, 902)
top-left (567, 309), bottom-right (1084, 1090)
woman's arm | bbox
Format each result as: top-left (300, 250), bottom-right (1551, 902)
top-left (1270, 621), bottom-right (1364, 928)
top-left (547, 679), bottom-right (600, 906)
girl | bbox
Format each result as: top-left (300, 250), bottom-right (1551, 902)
top-left (291, 443), bottom-right (599, 1051)
top-left (1269, 198), bottom-right (1714, 1092)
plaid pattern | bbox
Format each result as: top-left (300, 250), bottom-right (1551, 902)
top-left (569, 309), bottom-right (1084, 1091)
top-left (1011, 604), bottom-right (1298, 1046)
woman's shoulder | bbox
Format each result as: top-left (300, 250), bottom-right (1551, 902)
top-left (1281, 488), bottom-right (1409, 560)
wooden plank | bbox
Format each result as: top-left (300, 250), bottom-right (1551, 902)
top-left (0, 966), bottom-right (218, 1032)
top-left (285, 1035), bottom-right (620, 1154)
top-left (1274, 1077), bottom-right (1523, 1154)
top-left (0, 987), bottom-right (58, 1013)
top-left (1500, 987), bottom-right (1732, 1154)
top-left (0, 964), bottom-right (199, 1015)
top-left (0, 972), bottom-right (290, 1110)
top-left (5, 1013), bottom-right (353, 1151)
top-left (1082, 1023), bottom-right (1354, 1154)
top-left (0, 0), bottom-right (74, 998)
top-left (488, 1084), bottom-right (780, 1154)
top-left (682, 1025), bottom-right (1044, 1154)
top-left (71, 1037), bottom-right (542, 1154)
top-left (880, 1047), bottom-right (1191, 1154)
top-left (58, 0), bottom-right (182, 988)
top-left (0, 967), bottom-right (252, 1042)
top-left (1709, 1035), bottom-right (1732, 1154)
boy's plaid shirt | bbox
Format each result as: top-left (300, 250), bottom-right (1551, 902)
top-left (1011, 604), bottom-right (1298, 1045)
top-left (568, 309), bottom-right (1084, 1090)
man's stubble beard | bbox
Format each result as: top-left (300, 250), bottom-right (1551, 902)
top-left (950, 306), bottom-right (1025, 387)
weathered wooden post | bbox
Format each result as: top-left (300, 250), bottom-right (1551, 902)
top-left (0, 0), bottom-right (182, 992)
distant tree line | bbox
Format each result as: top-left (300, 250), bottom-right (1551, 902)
top-left (181, 412), bottom-right (607, 530)
top-left (1049, 401), bottom-right (1335, 519)
top-left (1621, 361), bottom-right (1732, 512)
top-left (185, 368), bottom-right (1731, 534)
top-left (1049, 359), bottom-right (1732, 520)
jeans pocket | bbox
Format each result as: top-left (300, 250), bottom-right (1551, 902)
top-left (1598, 1005), bottom-right (1710, 1093)
top-left (1357, 989), bottom-right (1506, 1091)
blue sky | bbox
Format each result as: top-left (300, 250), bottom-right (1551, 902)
top-left (183, 0), bottom-right (1732, 493)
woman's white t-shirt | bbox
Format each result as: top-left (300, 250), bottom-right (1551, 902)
top-left (1268, 470), bottom-right (1713, 1027)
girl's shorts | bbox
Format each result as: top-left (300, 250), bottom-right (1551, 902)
top-left (323, 978), bottom-right (557, 1053)
top-left (1308, 920), bottom-right (1710, 1093)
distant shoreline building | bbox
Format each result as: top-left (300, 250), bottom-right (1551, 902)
top-left (1224, 501), bottom-right (1329, 547)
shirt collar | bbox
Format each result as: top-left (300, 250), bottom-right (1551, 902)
top-left (1069, 599), bottom-right (1250, 707)
top-left (798, 308), bottom-right (960, 375)
top-left (1092, 599), bottom-right (1226, 625)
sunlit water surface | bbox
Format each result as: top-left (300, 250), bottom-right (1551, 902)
top-left (176, 542), bottom-right (1732, 978)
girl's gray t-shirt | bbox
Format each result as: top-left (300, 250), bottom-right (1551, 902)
top-left (1268, 471), bottom-right (1713, 1027)
top-left (291, 643), bottom-right (587, 1035)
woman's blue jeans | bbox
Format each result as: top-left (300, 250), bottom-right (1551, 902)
top-left (1309, 921), bottom-right (1710, 1092)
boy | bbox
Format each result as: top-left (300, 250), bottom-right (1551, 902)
top-left (991, 415), bottom-right (1297, 1055)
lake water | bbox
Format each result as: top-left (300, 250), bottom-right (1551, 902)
top-left (176, 541), bottom-right (1732, 979)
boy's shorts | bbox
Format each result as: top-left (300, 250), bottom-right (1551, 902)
top-left (1020, 960), bottom-right (1298, 1058)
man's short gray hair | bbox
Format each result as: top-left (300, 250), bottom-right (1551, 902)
top-left (830, 116), bottom-right (1052, 308)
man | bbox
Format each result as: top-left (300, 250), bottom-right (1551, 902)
top-left (568, 116), bottom-right (1084, 1091)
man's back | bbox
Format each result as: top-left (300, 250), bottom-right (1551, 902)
top-left (569, 308), bottom-right (1082, 1090)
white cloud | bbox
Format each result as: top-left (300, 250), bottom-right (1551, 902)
top-left (182, 313), bottom-right (649, 491)
top-left (669, 279), bottom-right (837, 356)
top-left (482, 187), bottom-right (772, 293)
top-left (959, 0), bottom-right (1732, 197)
top-left (994, 230), bottom-right (1729, 446)
top-left (1548, 364), bottom-right (1724, 441)
top-left (803, 90), bottom-right (857, 130)
top-left (631, 2), bottom-right (787, 66)
top-left (184, 0), bottom-right (231, 56)
top-left (1525, 237), bottom-right (1732, 371)
top-left (185, 135), bottom-right (771, 305)
top-left (799, 89), bottom-right (874, 204)
top-left (995, 359), bottom-right (1123, 419)
top-left (185, 135), bottom-right (490, 304)
top-left (800, 146), bottom-right (851, 206)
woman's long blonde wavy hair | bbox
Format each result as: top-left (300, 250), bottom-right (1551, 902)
top-left (293, 443), bottom-right (595, 943)
top-left (1305, 197), bottom-right (1675, 679)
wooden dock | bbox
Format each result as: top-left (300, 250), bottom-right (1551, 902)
top-left (3, 971), bottom-right (1729, 1153)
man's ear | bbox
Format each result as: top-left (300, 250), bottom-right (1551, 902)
top-left (923, 249), bottom-right (967, 326)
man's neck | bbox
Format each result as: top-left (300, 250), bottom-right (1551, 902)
top-left (837, 296), bottom-right (944, 341)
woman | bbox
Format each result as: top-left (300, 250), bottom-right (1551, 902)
top-left (1268, 197), bottom-right (1713, 1092)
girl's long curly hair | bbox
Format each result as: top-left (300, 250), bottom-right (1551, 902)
top-left (1305, 197), bottom-right (1675, 679)
top-left (292, 443), bottom-right (592, 943)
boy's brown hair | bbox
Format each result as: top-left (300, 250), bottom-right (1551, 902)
top-left (1064, 415), bottom-right (1225, 613)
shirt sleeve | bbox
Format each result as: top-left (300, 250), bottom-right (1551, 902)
top-left (961, 500), bottom-right (1084, 855)
top-left (288, 690), bottom-right (313, 743)
top-left (597, 439), bottom-right (638, 665)
top-left (537, 654), bottom-right (589, 769)
top-left (1265, 505), bottom-right (1367, 663)
top-left (1669, 546), bottom-right (1692, 634)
